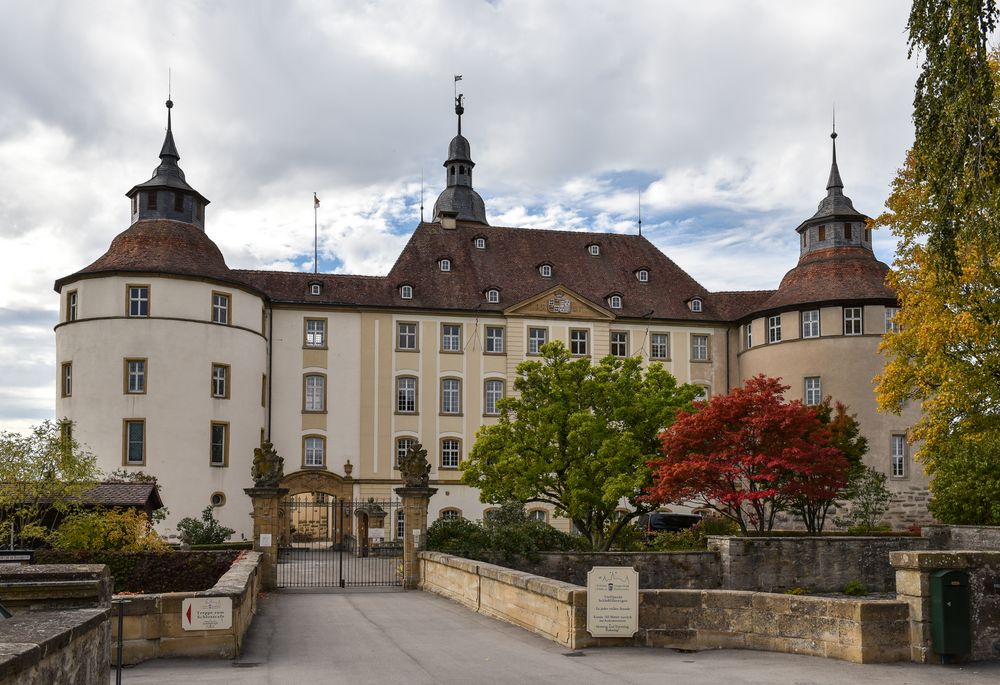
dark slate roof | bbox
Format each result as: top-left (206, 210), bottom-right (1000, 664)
top-left (232, 271), bottom-right (390, 307)
top-left (55, 219), bottom-right (233, 291)
top-left (432, 186), bottom-right (488, 224)
top-left (712, 290), bottom-right (777, 321)
top-left (80, 482), bottom-right (164, 509)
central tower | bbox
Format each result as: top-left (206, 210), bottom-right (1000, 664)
top-left (431, 94), bottom-right (488, 224)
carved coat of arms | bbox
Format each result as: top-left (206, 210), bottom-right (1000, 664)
top-left (547, 293), bottom-right (572, 314)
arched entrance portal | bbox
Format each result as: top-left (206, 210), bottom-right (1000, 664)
top-left (275, 470), bottom-right (402, 590)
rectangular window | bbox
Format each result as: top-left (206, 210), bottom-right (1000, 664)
top-left (127, 285), bottom-right (149, 318)
top-left (305, 319), bottom-right (327, 347)
top-left (261, 373), bottom-right (267, 407)
top-left (801, 310), bottom-right (820, 339)
top-left (125, 359), bottom-right (146, 394)
top-left (484, 379), bottom-right (504, 416)
top-left (123, 419), bottom-right (145, 465)
top-left (650, 333), bottom-right (670, 360)
top-left (691, 334), bottom-right (709, 361)
top-left (884, 307), bottom-right (900, 333)
top-left (570, 329), bottom-right (589, 356)
top-left (485, 326), bottom-right (505, 354)
top-left (67, 291), bottom-right (78, 322)
top-left (147, 191), bottom-right (157, 211)
top-left (768, 315), bottom-right (782, 343)
top-left (211, 364), bottom-right (230, 399)
top-left (395, 437), bottom-right (415, 468)
top-left (744, 323), bottom-right (752, 349)
top-left (844, 223), bottom-right (853, 240)
top-left (304, 374), bottom-right (325, 412)
top-left (210, 422), bottom-right (228, 467)
top-left (891, 435), bottom-right (907, 478)
top-left (804, 376), bottom-right (822, 406)
top-left (397, 322), bottom-right (417, 350)
top-left (173, 191), bottom-right (184, 212)
top-left (304, 436), bottom-right (325, 467)
top-left (396, 377), bottom-right (417, 413)
top-left (211, 292), bottom-right (230, 325)
top-left (441, 378), bottom-right (461, 414)
top-left (61, 362), bottom-right (72, 397)
top-left (818, 225), bottom-right (826, 241)
top-left (610, 331), bottom-right (628, 357)
top-left (441, 324), bottom-right (462, 352)
top-left (441, 439), bottom-right (461, 469)
top-left (844, 307), bottom-right (863, 335)
top-left (528, 327), bottom-right (547, 355)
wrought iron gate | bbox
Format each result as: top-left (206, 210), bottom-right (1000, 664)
top-left (277, 495), bottom-right (403, 589)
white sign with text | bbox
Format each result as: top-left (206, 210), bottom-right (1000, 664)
top-left (586, 566), bottom-right (638, 637)
top-left (182, 597), bottom-right (233, 631)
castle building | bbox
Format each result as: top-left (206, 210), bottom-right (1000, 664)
top-left (53, 98), bottom-right (927, 539)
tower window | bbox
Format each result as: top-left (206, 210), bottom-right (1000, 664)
top-left (127, 285), bottom-right (150, 318)
top-left (844, 223), bottom-right (853, 241)
top-left (844, 307), bottom-right (863, 335)
top-left (865, 227), bottom-right (872, 242)
top-left (123, 419), bottom-right (145, 465)
top-left (131, 196), bottom-right (137, 215)
top-left (211, 292), bottom-right (231, 325)
top-left (818, 225), bottom-right (827, 242)
top-left (173, 192), bottom-right (184, 212)
top-left (147, 191), bottom-right (157, 211)
top-left (804, 377), bottom-right (822, 406)
top-left (801, 309), bottom-right (820, 338)
top-left (891, 435), bottom-right (907, 478)
top-left (210, 422), bottom-right (229, 467)
top-left (767, 315), bottom-right (782, 343)
top-left (212, 364), bottom-right (230, 399)
top-left (459, 166), bottom-right (466, 174)
top-left (61, 362), bottom-right (73, 397)
top-left (450, 167), bottom-right (456, 176)
top-left (67, 291), bottom-right (78, 322)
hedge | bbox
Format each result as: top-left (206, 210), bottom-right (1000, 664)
top-left (35, 550), bottom-right (240, 594)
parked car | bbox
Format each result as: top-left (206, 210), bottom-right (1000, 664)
top-left (636, 511), bottom-right (702, 536)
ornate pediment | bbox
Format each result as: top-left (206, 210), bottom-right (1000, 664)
top-left (504, 286), bottom-right (614, 320)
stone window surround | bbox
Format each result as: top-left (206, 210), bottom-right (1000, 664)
top-left (302, 372), bottom-right (326, 413)
top-left (302, 434), bottom-right (326, 469)
top-left (440, 437), bottom-right (462, 469)
top-left (210, 421), bottom-right (229, 467)
top-left (124, 358), bottom-right (147, 395)
top-left (122, 418), bottom-right (146, 466)
top-left (211, 290), bottom-right (231, 325)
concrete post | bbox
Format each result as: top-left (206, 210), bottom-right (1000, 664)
top-left (245, 486), bottom-right (289, 591)
top-left (394, 485), bottom-right (438, 590)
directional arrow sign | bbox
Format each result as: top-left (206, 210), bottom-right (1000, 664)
top-left (181, 597), bottom-right (232, 631)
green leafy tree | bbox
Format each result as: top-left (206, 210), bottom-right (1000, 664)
top-left (925, 432), bottom-right (1000, 524)
top-left (176, 506), bottom-right (234, 545)
top-left (462, 342), bottom-right (697, 551)
top-left (834, 466), bottom-right (894, 533)
top-left (50, 508), bottom-right (167, 551)
top-left (0, 420), bottom-right (99, 548)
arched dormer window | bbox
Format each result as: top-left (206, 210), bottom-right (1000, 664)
top-left (474, 237), bottom-right (486, 249)
top-left (588, 244), bottom-right (600, 256)
top-left (400, 284), bottom-right (413, 300)
top-left (486, 289), bottom-right (500, 304)
top-left (539, 264), bottom-right (552, 278)
top-left (309, 282), bottom-right (322, 296)
top-left (689, 298), bottom-right (703, 312)
top-left (636, 269), bottom-right (649, 283)
top-left (608, 294), bottom-right (623, 309)
top-left (440, 259), bottom-right (451, 272)
top-left (459, 166), bottom-right (466, 174)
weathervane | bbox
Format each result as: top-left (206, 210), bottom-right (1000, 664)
top-left (454, 74), bottom-right (464, 135)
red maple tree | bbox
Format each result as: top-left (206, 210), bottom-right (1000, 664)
top-left (645, 375), bottom-right (850, 534)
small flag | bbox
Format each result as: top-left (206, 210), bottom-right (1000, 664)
top-left (454, 74), bottom-right (462, 82)
top-left (314, 193), bottom-right (320, 208)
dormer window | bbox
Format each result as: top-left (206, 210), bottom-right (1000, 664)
top-left (539, 264), bottom-right (552, 278)
top-left (689, 298), bottom-right (703, 313)
top-left (636, 269), bottom-right (649, 283)
top-left (474, 237), bottom-right (486, 249)
top-left (400, 284), bottom-right (413, 300)
top-left (588, 244), bottom-right (600, 256)
top-left (309, 283), bottom-right (322, 296)
top-left (608, 295), bottom-right (622, 309)
top-left (440, 259), bottom-right (452, 272)
top-left (486, 289), bottom-right (500, 304)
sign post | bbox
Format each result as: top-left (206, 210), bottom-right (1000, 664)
top-left (586, 566), bottom-right (639, 638)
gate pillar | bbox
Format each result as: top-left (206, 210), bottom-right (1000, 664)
top-left (394, 486), bottom-right (438, 590)
top-left (245, 486), bottom-right (289, 590)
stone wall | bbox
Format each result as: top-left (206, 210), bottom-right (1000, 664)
top-left (708, 536), bottom-right (930, 593)
top-left (113, 551), bottom-right (262, 664)
top-left (0, 608), bottom-right (110, 685)
top-left (924, 525), bottom-right (1000, 551)
top-left (419, 551), bottom-right (911, 663)
top-left (501, 551), bottom-right (720, 589)
top-left (0, 564), bottom-right (111, 614)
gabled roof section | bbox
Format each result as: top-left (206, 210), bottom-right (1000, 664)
top-left (504, 285), bottom-right (614, 320)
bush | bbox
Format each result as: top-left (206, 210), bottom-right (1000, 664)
top-left (834, 466), bottom-right (893, 533)
top-left (785, 586), bottom-right (809, 595)
top-left (176, 506), bottom-right (234, 545)
top-left (50, 508), bottom-right (167, 551)
top-left (35, 550), bottom-right (239, 593)
top-left (843, 580), bottom-right (868, 596)
top-left (647, 515), bottom-right (739, 551)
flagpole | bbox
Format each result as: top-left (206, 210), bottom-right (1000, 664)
top-left (313, 192), bottom-right (318, 274)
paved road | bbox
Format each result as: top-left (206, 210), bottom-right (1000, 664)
top-left (117, 591), bottom-right (1000, 685)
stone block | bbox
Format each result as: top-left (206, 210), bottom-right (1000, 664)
top-left (643, 628), bottom-right (696, 649)
top-left (704, 590), bottom-right (752, 609)
top-left (823, 599), bottom-right (861, 620)
top-left (694, 629), bottom-right (746, 650)
top-left (894, 569), bottom-right (928, 597)
top-left (779, 613), bottom-right (839, 643)
top-left (751, 592), bottom-right (791, 613)
top-left (858, 601), bottom-right (908, 623)
top-left (823, 641), bottom-right (864, 663)
top-left (157, 634), bottom-right (236, 659)
top-left (751, 609), bottom-right (781, 636)
top-left (120, 638), bottom-right (159, 666)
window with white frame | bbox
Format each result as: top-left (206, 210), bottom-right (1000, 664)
top-left (210, 422), bottom-right (228, 466)
top-left (305, 319), bottom-right (327, 347)
top-left (691, 334), bottom-right (709, 361)
top-left (844, 307), bottom-right (863, 335)
top-left (310, 283), bottom-right (321, 296)
top-left (396, 377), bottom-right (417, 413)
top-left (804, 376), bottom-right (822, 406)
top-left (891, 435), bottom-right (907, 478)
top-left (474, 237), bottom-right (486, 249)
top-left (441, 324), bottom-right (461, 352)
top-left (651, 333), bottom-right (669, 359)
top-left (441, 439), bottom-right (461, 468)
top-left (528, 327), bottom-right (547, 354)
top-left (484, 379), bottom-right (504, 415)
top-left (211, 292), bottom-right (230, 325)
top-left (128, 285), bottom-right (149, 317)
top-left (485, 326), bottom-right (504, 353)
top-left (441, 378), bottom-right (461, 414)
top-left (689, 298), bottom-right (702, 312)
top-left (884, 307), bottom-right (900, 333)
top-left (395, 437), bottom-right (415, 468)
top-left (768, 315), bottom-right (782, 343)
top-left (61, 362), bottom-right (72, 397)
top-left (67, 291), bottom-right (78, 321)
top-left (400, 284), bottom-right (413, 299)
top-left (528, 509), bottom-right (547, 523)
top-left (396, 509), bottom-right (405, 539)
top-left (397, 322), bottom-right (417, 350)
top-left (486, 289), bottom-right (500, 303)
top-left (694, 385), bottom-right (710, 402)
top-left (610, 331), bottom-right (628, 357)
top-left (744, 323), bottom-right (752, 349)
top-left (124, 420), bottom-right (145, 465)
top-left (570, 329), bottom-right (589, 355)
top-left (212, 364), bottom-right (230, 399)
top-left (802, 309), bottom-right (820, 338)
top-left (637, 269), bottom-right (649, 283)
top-left (304, 374), bottom-right (325, 411)
top-left (588, 244), bottom-right (600, 256)
top-left (440, 259), bottom-right (451, 272)
top-left (304, 436), bottom-right (325, 467)
top-left (608, 295), bottom-right (622, 309)
top-left (539, 264), bottom-right (552, 277)
top-left (126, 359), bottom-right (146, 394)
top-left (439, 508), bottom-right (462, 520)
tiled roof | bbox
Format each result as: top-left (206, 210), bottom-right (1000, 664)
top-left (712, 290), bottom-right (777, 321)
top-left (80, 482), bottom-right (164, 509)
top-left (55, 219), bottom-right (233, 291)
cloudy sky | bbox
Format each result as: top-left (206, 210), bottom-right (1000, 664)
top-left (0, 1), bottom-right (919, 433)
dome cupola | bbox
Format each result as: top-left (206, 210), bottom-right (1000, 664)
top-left (432, 93), bottom-right (488, 225)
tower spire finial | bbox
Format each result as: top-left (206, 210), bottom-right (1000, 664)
top-left (826, 107), bottom-right (843, 192)
top-left (454, 74), bottom-right (464, 136)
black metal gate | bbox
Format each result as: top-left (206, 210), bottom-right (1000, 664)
top-left (277, 495), bottom-right (403, 589)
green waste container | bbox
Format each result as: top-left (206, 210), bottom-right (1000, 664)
top-left (930, 569), bottom-right (971, 657)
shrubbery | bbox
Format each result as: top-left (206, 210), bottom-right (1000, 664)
top-left (36, 550), bottom-right (239, 593)
top-left (176, 506), bottom-right (235, 545)
top-left (647, 516), bottom-right (739, 551)
top-left (50, 508), bottom-right (167, 551)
